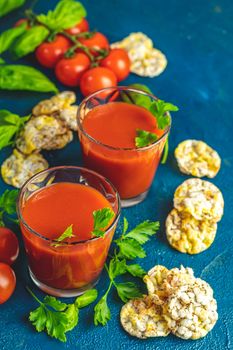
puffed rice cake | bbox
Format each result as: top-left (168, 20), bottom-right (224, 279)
top-left (166, 209), bottom-right (217, 254)
top-left (162, 278), bottom-right (218, 340)
top-left (174, 178), bottom-right (224, 222)
top-left (175, 140), bottom-right (221, 178)
top-left (120, 295), bottom-right (170, 339)
top-left (32, 91), bottom-right (76, 116)
top-left (56, 105), bottom-right (78, 131)
top-left (16, 115), bottom-right (70, 154)
top-left (1, 149), bottom-right (48, 188)
top-left (111, 32), bottom-right (167, 77)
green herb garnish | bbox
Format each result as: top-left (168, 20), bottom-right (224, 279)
top-left (27, 287), bottom-right (97, 342)
top-left (135, 129), bottom-right (158, 148)
top-left (91, 207), bottom-right (115, 237)
top-left (0, 189), bottom-right (19, 226)
top-left (94, 218), bottom-right (160, 326)
top-left (51, 224), bottom-right (74, 247)
top-left (0, 110), bottom-right (29, 150)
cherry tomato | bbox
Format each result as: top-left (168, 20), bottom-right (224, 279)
top-left (80, 67), bottom-right (117, 97)
top-left (100, 48), bottom-right (130, 82)
top-left (14, 18), bottom-right (29, 28)
top-left (0, 263), bottom-right (16, 304)
top-left (35, 35), bottom-right (71, 69)
top-left (79, 32), bottom-right (109, 56)
top-left (0, 228), bottom-right (19, 266)
top-left (55, 52), bottom-right (91, 87)
top-left (66, 18), bottom-right (89, 35)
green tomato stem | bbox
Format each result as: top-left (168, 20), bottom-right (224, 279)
top-left (161, 138), bottom-right (169, 164)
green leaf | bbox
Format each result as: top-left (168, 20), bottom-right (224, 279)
top-left (29, 305), bottom-right (47, 332)
top-left (149, 100), bottom-right (178, 129)
top-left (0, 23), bottom-right (27, 55)
top-left (108, 258), bottom-right (126, 280)
top-left (51, 224), bottom-right (74, 247)
top-left (0, 65), bottom-right (58, 93)
top-left (0, 189), bottom-right (19, 215)
top-left (43, 296), bottom-right (67, 311)
top-left (121, 83), bottom-right (153, 109)
top-left (94, 295), bottom-right (111, 326)
top-left (91, 207), bottom-right (115, 237)
top-left (37, 0), bottom-right (86, 31)
top-left (161, 138), bottom-right (169, 164)
top-left (115, 282), bottom-right (142, 303)
top-left (0, 0), bottom-right (25, 18)
top-left (45, 309), bottom-right (68, 342)
top-left (11, 26), bottom-right (49, 59)
top-left (116, 238), bottom-right (146, 260)
top-left (135, 129), bottom-right (158, 148)
top-left (0, 58), bottom-right (5, 64)
top-left (123, 217), bottom-right (128, 234)
top-left (126, 264), bottom-right (146, 278)
top-left (124, 220), bottom-right (160, 244)
top-left (75, 289), bottom-right (98, 308)
top-left (63, 304), bottom-right (79, 332)
top-left (0, 110), bottom-right (28, 150)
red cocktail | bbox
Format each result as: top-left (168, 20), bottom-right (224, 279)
top-left (77, 87), bottom-right (171, 207)
top-left (17, 166), bottom-right (120, 297)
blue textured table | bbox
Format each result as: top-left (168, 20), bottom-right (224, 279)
top-left (0, 0), bottom-right (233, 349)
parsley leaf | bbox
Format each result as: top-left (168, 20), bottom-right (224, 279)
top-left (116, 238), bottom-right (146, 260)
top-left (135, 129), bottom-right (158, 148)
top-left (108, 258), bottom-right (126, 279)
top-left (124, 220), bottom-right (160, 244)
top-left (63, 304), bottom-right (79, 332)
top-left (126, 264), bottom-right (146, 278)
top-left (0, 110), bottom-right (29, 150)
top-left (75, 289), bottom-right (98, 308)
top-left (149, 100), bottom-right (178, 130)
top-left (91, 207), bottom-right (115, 237)
top-left (94, 295), bottom-right (111, 326)
top-left (115, 282), bottom-right (142, 303)
top-left (0, 189), bottom-right (19, 226)
top-left (51, 224), bottom-right (74, 247)
top-left (43, 296), bottom-right (67, 311)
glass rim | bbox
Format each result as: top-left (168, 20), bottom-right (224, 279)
top-left (17, 165), bottom-right (121, 246)
top-left (77, 86), bottom-right (171, 152)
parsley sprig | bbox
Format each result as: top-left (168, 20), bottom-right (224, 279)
top-left (51, 224), bottom-right (74, 247)
top-left (27, 287), bottom-right (97, 342)
top-left (0, 110), bottom-right (29, 150)
top-left (0, 189), bottom-right (19, 226)
top-left (135, 129), bottom-right (158, 148)
top-left (94, 218), bottom-right (160, 326)
top-left (91, 207), bottom-right (115, 237)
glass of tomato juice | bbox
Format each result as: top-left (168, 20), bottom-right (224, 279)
top-left (17, 166), bottom-right (120, 297)
top-left (77, 86), bottom-right (171, 207)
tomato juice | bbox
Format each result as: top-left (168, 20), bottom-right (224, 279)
top-left (78, 94), bottom-right (169, 205)
top-left (18, 167), bottom-right (120, 296)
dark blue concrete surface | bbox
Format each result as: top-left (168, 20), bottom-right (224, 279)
top-left (0, 1), bottom-right (233, 349)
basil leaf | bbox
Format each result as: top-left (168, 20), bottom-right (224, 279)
top-left (11, 26), bottom-right (49, 58)
top-left (0, 65), bottom-right (58, 93)
top-left (0, 0), bottom-right (25, 18)
top-left (0, 23), bottom-right (27, 55)
top-left (121, 83), bottom-right (153, 108)
top-left (37, 0), bottom-right (86, 32)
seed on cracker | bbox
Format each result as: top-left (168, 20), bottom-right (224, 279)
top-left (1, 149), bottom-right (48, 188)
top-left (162, 278), bottom-right (218, 340)
top-left (120, 295), bottom-right (170, 339)
top-left (111, 32), bottom-right (167, 77)
top-left (174, 178), bottom-right (224, 222)
top-left (166, 209), bottom-right (217, 254)
top-left (175, 140), bottom-right (221, 178)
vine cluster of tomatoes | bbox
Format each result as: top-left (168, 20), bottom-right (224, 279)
top-left (15, 17), bottom-right (130, 96)
top-left (0, 227), bottom-right (19, 304)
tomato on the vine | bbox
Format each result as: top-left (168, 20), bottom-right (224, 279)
top-left (55, 52), bottom-right (91, 87)
top-left (0, 263), bottom-right (16, 304)
top-left (66, 18), bottom-right (89, 35)
top-left (78, 32), bottom-right (109, 56)
top-left (35, 35), bottom-right (71, 68)
top-left (80, 67), bottom-right (117, 97)
top-left (100, 48), bottom-right (130, 81)
top-left (0, 228), bottom-right (19, 266)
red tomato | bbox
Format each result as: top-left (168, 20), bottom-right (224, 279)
top-left (35, 35), bottom-right (71, 68)
top-left (80, 67), bottom-right (117, 97)
top-left (55, 52), bottom-right (91, 87)
top-left (0, 263), bottom-right (16, 304)
top-left (66, 18), bottom-right (89, 35)
top-left (0, 228), bottom-right (19, 266)
top-left (14, 18), bottom-right (29, 28)
top-left (100, 48), bottom-right (130, 81)
top-left (79, 32), bottom-right (109, 56)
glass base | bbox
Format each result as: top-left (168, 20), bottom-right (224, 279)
top-left (29, 268), bottom-right (99, 297)
top-left (121, 190), bottom-right (148, 208)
